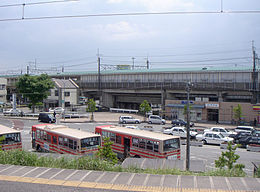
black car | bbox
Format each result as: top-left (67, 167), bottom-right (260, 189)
top-left (171, 119), bottom-right (194, 127)
top-left (38, 112), bottom-right (56, 123)
top-left (238, 136), bottom-right (260, 148)
top-left (233, 132), bottom-right (252, 144)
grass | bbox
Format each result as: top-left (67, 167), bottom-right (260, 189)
top-left (0, 150), bottom-right (246, 177)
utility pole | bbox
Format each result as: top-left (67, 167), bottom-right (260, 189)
top-left (252, 41), bottom-right (258, 104)
top-left (97, 51), bottom-right (101, 93)
top-left (146, 58), bottom-right (149, 69)
top-left (186, 81), bottom-right (192, 171)
top-left (26, 65), bottom-right (29, 74)
top-left (132, 57), bottom-right (135, 70)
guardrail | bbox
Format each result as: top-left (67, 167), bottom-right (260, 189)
top-left (110, 108), bottom-right (138, 113)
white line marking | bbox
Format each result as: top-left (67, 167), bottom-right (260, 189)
top-left (95, 172), bottom-right (106, 183)
top-left (127, 173), bottom-right (135, 185)
top-left (194, 176), bottom-right (197, 188)
top-left (35, 168), bottom-right (51, 178)
top-left (110, 172), bottom-right (120, 184)
top-left (7, 166), bottom-right (25, 175)
top-left (79, 171), bottom-right (92, 182)
top-left (21, 167), bottom-right (39, 177)
top-left (143, 174), bottom-right (150, 186)
top-left (209, 176), bottom-right (214, 189)
top-left (225, 177), bottom-right (232, 190)
top-left (240, 177), bottom-right (249, 191)
top-left (177, 175), bottom-right (181, 188)
top-left (64, 170), bottom-right (78, 181)
top-left (49, 169), bottom-right (65, 180)
top-left (160, 175), bottom-right (165, 187)
top-left (0, 165), bottom-right (14, 173)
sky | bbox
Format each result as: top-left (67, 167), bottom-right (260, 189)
top-left (0, 0), bottom-right (260, 75)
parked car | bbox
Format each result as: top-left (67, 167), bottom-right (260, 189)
top-left (233, 132), bottom-right (252, 144)
top-left (38, 112), bottom-right (56, 123)
top-left (119, 116), bottom-right (140, 124)
top-left (196, 131), bottom-right (233, 145)
top-left (163, 127), bottom-right (197, 139)
top-left (235, 126), bottom-right (255, 134)
top-left (49, 107), bottom-right (65, 114)
top-left (171, 119), bottom-right (194, 127)
top-left (239, 136), bottom-right (260, 148)
top-left (148, 115), bottom-right (165, 125)
top-left (3, 109), bottom-right (23, 116)
top-left (204, 127), bottom-right (236, 137)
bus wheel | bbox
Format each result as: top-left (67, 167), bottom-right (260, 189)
top-left (134, 155), bottom-right (141, 158)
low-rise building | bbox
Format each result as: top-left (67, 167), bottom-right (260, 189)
top-left (0, 78), bottom-right (7, 104)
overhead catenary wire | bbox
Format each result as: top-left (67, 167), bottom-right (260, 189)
top-left (1, 10), bottom-right (260, 22)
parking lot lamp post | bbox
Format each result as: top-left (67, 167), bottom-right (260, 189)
top-left (186, 81), bottom-right (192, 171)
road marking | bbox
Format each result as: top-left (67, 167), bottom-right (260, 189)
top-left (160, 175), bottom-right (165, 187)
top-left (193, 176), bottom-right (197, 188)
top-left (177, 175), bottom-right (181, 188)
top-left (7, 166), bottom-right (25, 175)
top-left (79, 171), bottom-right (92, 182)
top-left (225, 177), bottom-right (232, 190)
top-left (240, 177), bottom-right (249, 191)
top-left (110, 172), bottom-right (120, 184)
top-left (143, 174), bottom-right (150, 186)
top-left (64, 170), bottom-right (78, 180)
top-left (209, 176), bottom-right (214, 189)
top-left (126, 173), bottom-right (135, 185)
top-left (21, 167), bottom-right (39, 177)
top-left (35, 168), bottom-right (51, 178)
top-left (95, 172), bottom-right (106, 183)
top-left (0, 165), bottom-right (14, 173)
top-left (49, 169), bottom-right (65, 180)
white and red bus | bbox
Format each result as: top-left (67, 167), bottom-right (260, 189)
top-left (32, 124), bottom-right (100, 155)
top-left (95, 125), bottom-right (180, 159)
top-left (0, 124), bottom-right (22, 151)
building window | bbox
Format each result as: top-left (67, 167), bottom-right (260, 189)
top-left (64, 92), bottom-right (70, 97)
top-left (55, 90), bottom-right (59, 96)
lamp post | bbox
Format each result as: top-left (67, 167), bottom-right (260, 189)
top-left (186, 81), bottom-right (192, 171)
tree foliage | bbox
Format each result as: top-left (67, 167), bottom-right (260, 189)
top-left (16, 74), bottom-right (54, 112)
top-left (215, 142), bottom-right (245, 174)
top-left (233, 104), bottom-right (242, 124)
top-left (96, 137), bottom-right (118, 165)
top-left (139, 100), bottom-right (152, 121)
top-left (86, 98), bottom-right (97, 121)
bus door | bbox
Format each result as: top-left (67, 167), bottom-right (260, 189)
top-left (32, 130), bottom-right (36, 148)
top-left (123, 137), bottom-right (130, 158)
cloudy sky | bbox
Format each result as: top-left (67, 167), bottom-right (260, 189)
top-left (0, 0), bottom-right (259, 74)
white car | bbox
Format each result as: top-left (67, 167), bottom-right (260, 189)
top-left (204, 127), bottom-right (236, 137)
top-left (119, 116), bottom-right (140, 124)
top-left (163, 127), bottom-right (197, 139)
top-left (148, 115), bottom-right (166, 125)
top-left (3, 109), bottom-right (23, 116)
top-left (49, 107), bottom-right (65, 114)
top-left (196, 131), bottom-right (233, 145)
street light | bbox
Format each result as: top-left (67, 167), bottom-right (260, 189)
top-left (186, 81), bottom-right (193, 171)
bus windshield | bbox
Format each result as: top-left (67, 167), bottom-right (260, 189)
top-left (163, 138), bottom-right (180, 152)
top-left (1, 133), bottom-right (21, 144)
top-left (81, 136), bottom-right (100, 148)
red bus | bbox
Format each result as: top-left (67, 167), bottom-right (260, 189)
top-left (32, 124), bottom-right (100, 155)
top-left (95, 125), bottom-right (180, 159)
top-left (0, 125), bottom-right (22, 151)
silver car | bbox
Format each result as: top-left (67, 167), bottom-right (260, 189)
top-left (119, 116), bottom-right (140, 124)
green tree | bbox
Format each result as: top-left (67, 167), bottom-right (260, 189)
top-left (233, 104), bottom-right (242, 125)
top-left (215, 142), bottom-right (245, 174)
top-left (0, 136), bottom-right (4, 151)
top-left (139, 100), bottom-right (152, 121)
top-left (16, 74), bottom-right (54, 113)
top-left (86, 98), bottom-right (97, 121)
top-left (96, 137), bottom-right (118, 165)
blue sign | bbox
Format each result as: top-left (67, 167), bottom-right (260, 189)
top-left (181, 101), bottom-right (194, 104)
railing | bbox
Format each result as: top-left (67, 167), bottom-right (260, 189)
top-left (109, 108), bottom-right (138, 113)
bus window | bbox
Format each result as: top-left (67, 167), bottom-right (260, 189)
top-left (73, 140), bottom-right (77, 150)
top-left (40, 131), bottom-right (44, 140)
top-left (53, 136), bottom-right (57, 145)
top-left (81, 137), bottom-right (100, 148)
top-left (110, 132), bottom-right (116, 142)
top-left (36, 130), bottom-right (40, 139)
top-left (116, 135), bottom-right (121, 144)
top-left (58, 136), bottom-right (63, 145)
top-left (64, 138), bottom-right (68, 147)
top-left (132, 137), bottom-right (139, 147)
top-left (43, 131), bottom-right (47, 141)
top-left (3, 133), bottom-right (21, 144)
top-left (154, 141), bottom-right (159, 152)
top-left (146, 140), bottom-right (153, 151)
top-left (139, 139), bottom-right (146, 149)
top-left (47, 134), bottom-right (51, 143)
top-left (163, 139), bottom-right (179, 152)
top-left (69, 139), bottom-right (74, 149)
